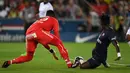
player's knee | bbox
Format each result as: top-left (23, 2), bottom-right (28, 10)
top-left (26, 52), bottom-right (34, 62)
top-left (27, 57), bottom-right (33, 61)
top-left (79, 62), bottom-right (91, 69)
top-left (80, 64), bottom-right (87, 69)
top-left (25, 55), bottom-right (33, 62)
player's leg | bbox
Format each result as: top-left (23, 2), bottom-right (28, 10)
top-left (78, 49), bottom-right (101, 69)
top-left (36, 30), bottom-right (52, 51)
top-left (72, 56), bottom-right (101, 69)
top-left (2, 39), bottom-right (38, 68)
top-left (49, 36), bottom-right (72, 68)
top-left (92, 49), bottom-right (110, 68)
top-left (37, 30), bottom-right (72, 68)
top-left (102, 61), bottom-right (110, 68)
top-left (10, 39), bottom-right (37, 64)
top-left (79, 61), bottom-right (91, 69)
top-left (80, 58), bottom-right (101, 69)
top-left (43, 44), bottom-right (51, 50)
top-left (71, 56), bottom-right (84, 68)
top-left (72, 56), bottom-right (92, 69)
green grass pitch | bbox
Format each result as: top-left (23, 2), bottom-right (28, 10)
top-left (0, 42), bottom-right (130, 73)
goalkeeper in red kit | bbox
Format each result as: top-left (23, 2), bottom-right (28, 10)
top-left (2, 10), bottom-right (72, 68)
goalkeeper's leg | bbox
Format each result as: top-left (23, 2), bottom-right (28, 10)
top-left (2, 40), bottom-right (37, 68)
top-left (2, 52), bottom-right (35, 68)
top-left (50, 37), bottom-right (72, 68)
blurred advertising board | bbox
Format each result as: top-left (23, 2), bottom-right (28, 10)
top-left (0, 18), bottom-right (98, 42)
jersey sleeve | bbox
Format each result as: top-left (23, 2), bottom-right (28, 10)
top-left (126, 28), bottom-right (130, 35)
top-left (108, 30), bottom-right (116, 41)
top-left (53, 18), bottom-right (60, 38)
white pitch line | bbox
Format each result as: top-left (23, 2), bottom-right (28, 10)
top-left (109, 63), bottom-right (130, 66)
top-left (70, 58), bottom-right (130, 67)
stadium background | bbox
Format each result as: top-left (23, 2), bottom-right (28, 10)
top-left (0, 0), bottom-right (130, 42)
top-left (0, 0), bottom-right (130, 73)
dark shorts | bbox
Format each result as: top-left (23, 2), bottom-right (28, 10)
top-left (87, 57), bottom-right (101, 69)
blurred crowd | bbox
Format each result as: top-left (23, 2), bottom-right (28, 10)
top-left (0, 0), bottom-right (84, 19)
top-left (0, 0), bottom-right (130, 41)
top-left (77, 0), bottom-right (130, 41)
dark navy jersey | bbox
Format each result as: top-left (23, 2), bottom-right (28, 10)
top-left (92, 27), bottom-right (116, 62)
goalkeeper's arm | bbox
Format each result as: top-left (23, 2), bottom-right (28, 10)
top-left (49, 49), bottom-right (58, 60)
top-left (43, 45), bottom-right (58, 60)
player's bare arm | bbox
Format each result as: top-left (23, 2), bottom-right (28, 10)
top-left (111, 40), bottom-right (121, 61)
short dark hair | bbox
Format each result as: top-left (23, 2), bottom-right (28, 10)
top-left (46, 10), bottom-right (56, 18)
top-left (40, 0), bottom-right (49, 4)
top-left (41, 0), bottom-right (49, 2)
top-left (100, 14), bottom-right (110, 26)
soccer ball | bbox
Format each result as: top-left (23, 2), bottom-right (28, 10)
top-left (74, 56), bottom-right (84, 61)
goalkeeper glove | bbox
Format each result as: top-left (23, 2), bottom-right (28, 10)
top-left (49, 49), bottom-right (58, 60)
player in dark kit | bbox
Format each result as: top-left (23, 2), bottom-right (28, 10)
top-left (71, 14), bottom-right (122, 69)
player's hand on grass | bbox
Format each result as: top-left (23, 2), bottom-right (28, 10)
top-left (104, 63), bottom-right (110, 68)
top-left (49, 49), bottom-right (58, 60)
top-left (115, 52), bottom-right (121, 61)
top-left (52, 53), bottom-right (59, 60)
top-left (114, 57), bottom-right (121, 61)
top-left (103, 62), bottom-right (110, 68)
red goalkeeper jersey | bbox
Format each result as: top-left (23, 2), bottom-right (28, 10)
top-left (26, 16), bottom-right (60, 38)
